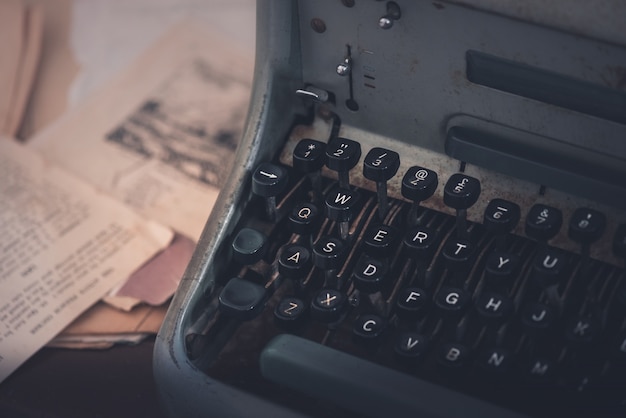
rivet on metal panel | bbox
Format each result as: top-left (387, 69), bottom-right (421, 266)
top-left (310, 18), bottom-right (326, 33)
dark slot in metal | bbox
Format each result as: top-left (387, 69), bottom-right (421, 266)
top-left (466, 50), bottom-right (626, 125)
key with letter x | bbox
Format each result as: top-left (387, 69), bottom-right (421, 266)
top-left (311, 288), bottom-right (347, 322)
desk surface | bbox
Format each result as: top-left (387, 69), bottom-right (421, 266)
top-left (0, 338), bottom-right (167, 418)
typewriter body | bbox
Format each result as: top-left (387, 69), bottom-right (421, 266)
top-left (154, 1), bottom-right (626, 417)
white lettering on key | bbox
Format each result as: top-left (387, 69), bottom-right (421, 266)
top-left (485, 297), bottom-right (502, 312)
top-left (323, 242), bottom-right (336, 253)
top-left (573, 320), bottom-right (590, 336)
top-left (498, 257), bottom-right (510, 269)
top-left (373, 229), bottom-right (387, 242)
top-left (284, 302), bottom-right (299, 315)
top-left (406, 291), bottom-right (421, 303)
top-left (542, 255), bottom-right (558, 269)
top-left (531, 309), bottom-right (547, 322)
top-left (410, 169), bottom-right (429, 185)
top-left (454, 243), bottom-right (467, 255)
top-left (531, 361), bottom-right (549, 376)
top-left (493, 206), bottom-right (508, 219)
top-left (287, 251), bottom-right (300, 263)
top-left (363, 264), bottom-right (377, 276)
top-left (363, 320), bottom-right (376, 332)
top-left (412, 231), bottom-right (428, 243)
top-left (536, 209), bottom-right (549, 224)
top-left (406, 337), bottom-right (420, 350)
top-left (322, 293), bottom-right (337, 306)
top-left (454, 178), bottom-right (469, 193)
top-left (488, 352), bottom-right (505, 367)
top-left (334, 192), bottom-right (352, 205)
top-left (298, 207), bottom-right (311, 219)
top-left (446, 348), bottom-right (461, 361)
top-left (445, 293), bottom-right (459, 305)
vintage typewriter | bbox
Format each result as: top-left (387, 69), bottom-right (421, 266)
top-left (154, 1), bottom-right (626, 417)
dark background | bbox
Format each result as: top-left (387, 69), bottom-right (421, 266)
top-left (0, 338), bottom-right (167, 418)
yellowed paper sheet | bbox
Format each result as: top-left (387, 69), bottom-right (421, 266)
top-left (30, 22), bottom-right (253, 241)
top-left (0, 139), bottom-right (173, 382)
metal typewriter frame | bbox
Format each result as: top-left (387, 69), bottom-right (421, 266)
top-left (154, 3), bottom-right (309, 417)
top-left (154, 1), bottom-right (626, 417)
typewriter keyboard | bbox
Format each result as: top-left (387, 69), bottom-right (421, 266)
top-left (187, 130), bottom-right (626, 418)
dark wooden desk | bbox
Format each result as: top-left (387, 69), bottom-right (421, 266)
top-left (0, 337), bottom-right (168, 418)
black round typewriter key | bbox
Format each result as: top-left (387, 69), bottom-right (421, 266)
top-left (363, 147), bottom-right (400, 183)
top-left (442, 237), bottom-right (474, 270)
top-left (483, 198), bottom-right (520, 235)
top-left (288, 201), bottom-right (321, 235)
top-left (278, 244), bottom-right (311, 279)
top-left (444, 173), bottom-right (480, 239)
top-left (531, 246), bottom-right (567, 288)
top-left (293, 139), bottom-right (327, 200)
top-left (274, 297), bottom-right (307, 329)
top-left (521, 303), bottom-right (555, 335)
top-left (293, 138), bottom-right (327, 173)
top-left (438, 342), bottom-right (471, 372)
top-left (252, 162), bottom-right (289, 197)
top-left (352, 314), bottom-right (386, 342)
top-left (394, 332), bottom-right (429, 363)
top-left (218, 277), bottom-right (267, 320)
top-left (252, 162), bottom-right (290, 220)
top-left (395, 287), bottom-right (429, 320)
top-left (231, 227), bottom-right (268, 265)
top-left (525, 204), bottom-right (562, 242)
top-left (568, 207), bottom-right (606, 246)
top-left (443, 173), bottom-right (481, 210)
top-left (352, 255), bottom-right (388, 293)
top-left (325, 187), bottom-right (359, 223)
top-left (325, 137), bottom-right (361, 173)
top-left (363, 147), bottom-right (400, 219)
top-left (312, 236), bottom-right (347, 271)
top-left (325, 137), bottom-right (361, 189)
top-left (402, 166), bottom-right (438, 226)
top-left (325, 187), bottom-right (359, 239)
top-left (484, 251), bottom-right (520, 285)
top-left (434, 287), bottom-right (470, 317)
top-left (477, 347), bottom-right (513, 376)
top-left (475, 291), bottom-right (512, 324)
top-left (403, 225), bottom-right (438, 260)
top-left (362, 224), bottom-right (398, 258)
top-left (401, 166), bottom-right (438, 203)
top-left (523, 357), bottom-right (556, 383)
top-left (565, 316), bottom-right (599, 345)
top-left (311, 288), bottom-right (347, 322)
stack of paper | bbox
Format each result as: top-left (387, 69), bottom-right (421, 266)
top-left (0, 20), bottom-right (253, 380)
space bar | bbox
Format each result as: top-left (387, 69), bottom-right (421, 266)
top-left (260, 334), bottom-right (528, 418)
